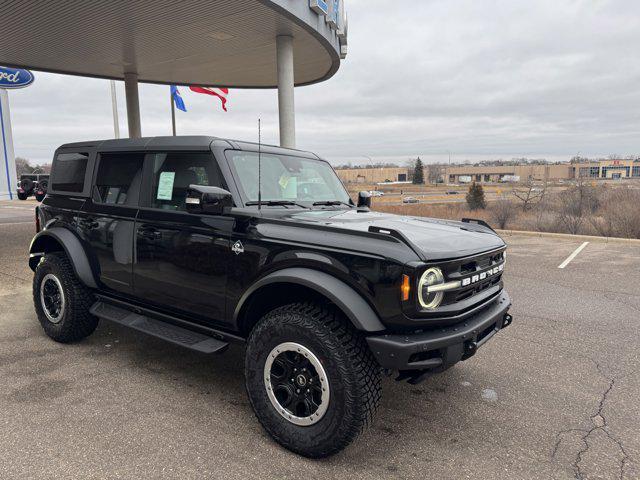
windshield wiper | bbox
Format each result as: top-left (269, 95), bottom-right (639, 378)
top-left (312, 200), bottom-right (353, 208)
top-left (245, 200), bottom-right (309, 209)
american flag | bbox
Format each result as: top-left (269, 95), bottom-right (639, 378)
top-left (189, 86), bottom-right (229, 111)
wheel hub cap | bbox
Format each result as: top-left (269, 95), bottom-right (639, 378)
top-left (295, 374), bottom-right (307, 387)
top-left (40, 273), bottom-right (65, 324)
top-left (264, 342), bottom-right (330, 426)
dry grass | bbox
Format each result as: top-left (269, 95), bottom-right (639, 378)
top-left (373, 184), bottom-right (640, 239)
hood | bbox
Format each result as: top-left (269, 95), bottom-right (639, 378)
top-left (276, 209), bottom-right (505, 261)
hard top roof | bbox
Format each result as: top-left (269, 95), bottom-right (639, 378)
top-left (56, 136), bottom-right (321, 160)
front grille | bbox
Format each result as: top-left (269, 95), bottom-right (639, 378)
top-left (411, 248), bottom-right (506, 324)
top-left (453, 273), bottom-right (502, 302)
top-left (439, 249), bottom-right (505, 307)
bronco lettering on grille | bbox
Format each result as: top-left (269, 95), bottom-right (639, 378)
top-left (461, 263), bottom-right (504, 287)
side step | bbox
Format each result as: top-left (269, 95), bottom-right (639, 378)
top-left (90, 301), bottom-right (229, 354)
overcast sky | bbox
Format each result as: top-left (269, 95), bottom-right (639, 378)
top-left (6, 0), bottom-right (640, 165)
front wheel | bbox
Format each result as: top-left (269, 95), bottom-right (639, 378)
top-left (245, 303), bottom-right (382, 458)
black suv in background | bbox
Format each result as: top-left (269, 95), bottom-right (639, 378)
top-left (17, 173), bottom-right (49, 201)
top-left (29, 136), bottom-right (512, 457)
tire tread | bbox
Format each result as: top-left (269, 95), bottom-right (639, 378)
top-left (33, 252), bottom-right (98, 343)
top-left (245, 302), bottom-right (382, 457)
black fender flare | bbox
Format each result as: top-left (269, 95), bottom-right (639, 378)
top-left (29, 228), bottom-right (98, 289)
top-left (234, 267), bottom-right (386, 332)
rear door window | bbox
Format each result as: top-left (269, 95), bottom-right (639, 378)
top-left (93, 153), bottom-right (145, 206)
top-left (50, 152), bottom-right (89, 192)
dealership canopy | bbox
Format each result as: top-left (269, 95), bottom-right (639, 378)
top-left (0, 0), bottom-right (348, 144)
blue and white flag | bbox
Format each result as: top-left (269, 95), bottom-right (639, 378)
top-left (171, 85), bottom-right (187, 112)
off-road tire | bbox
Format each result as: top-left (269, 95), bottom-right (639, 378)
top-left (35, 193), bottom-right (45, 202)
top-left (33, 252), bottom-right (98, 343)
top-left (17, 191), bottom-right (28, 200)
top-left (245, 302), bottom-right (382, 458)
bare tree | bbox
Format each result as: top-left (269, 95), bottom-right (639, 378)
top-left (512, 178), bottom-right (546, 211)
top-left (38, 163), bottom-right (52, 174)
top-left (600, 187), bottom-right (640, 238)
top-left (489, 198), bottom-right (517, 229)
top-left (555, 179), bottom-right (598, 235)
top-left (15, 157), bottom-right (33, 176)
top-left (427, 163), bottom-right (445, 184)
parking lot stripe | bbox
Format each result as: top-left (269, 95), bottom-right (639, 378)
top-left (558, 242), bottom-right (589, 269)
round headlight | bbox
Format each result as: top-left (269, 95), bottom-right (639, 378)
top-left (418, 267), bottom-right (445, 309)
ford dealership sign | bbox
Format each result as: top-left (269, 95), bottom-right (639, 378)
top-left (310, 0), bottom-right (347, 57)
top-left (0, 66), bottom-right (34, 89)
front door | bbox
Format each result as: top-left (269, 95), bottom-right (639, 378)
top-left (77, 152), bottom-right (145, 294)
top-left (133, 151), bottom-right (233, 325)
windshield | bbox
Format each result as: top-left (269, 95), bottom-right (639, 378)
top-left (226, 151), bottom-right (351, 206)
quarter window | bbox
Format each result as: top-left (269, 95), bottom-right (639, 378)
top-left (51, 152), bottom-right (88, 192)
top-left (150, 152), bottom-right (224, 211)
top-left (94, 153), bottom-right (145, 205)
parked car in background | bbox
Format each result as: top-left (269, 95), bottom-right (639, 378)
top-left (403, 196), bottom-right (419, 203)
top-left (17, 174), bottom-right (49, 201)
top-left (369, 190), bottom-right (384, 197)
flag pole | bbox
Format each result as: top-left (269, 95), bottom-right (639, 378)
top-left (170, 88), bottom-right (176, 136)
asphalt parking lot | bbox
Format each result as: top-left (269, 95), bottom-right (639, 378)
top-left (0, 200), bottom-right (638, 479)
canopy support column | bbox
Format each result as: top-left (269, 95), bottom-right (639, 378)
top-left (124, 72), bottom-right (141, 138)
top-left (0, 89), bottom-right (17, 200)
top-left (276, 35), bottom-right (295, 148)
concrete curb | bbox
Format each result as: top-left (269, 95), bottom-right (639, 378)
top-left (495, 229), bottom-right (640, 244)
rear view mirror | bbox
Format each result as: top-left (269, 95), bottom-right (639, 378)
top-left (186, 185), bottom-right (233, 215)
top-left (357, 191), bottom-right (372, 208)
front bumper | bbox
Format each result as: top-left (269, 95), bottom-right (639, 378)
top-left (366, 290), bottom-right (512, 372)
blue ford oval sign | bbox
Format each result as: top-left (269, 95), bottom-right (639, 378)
top-left (0, 66), bottom-right (35, 89)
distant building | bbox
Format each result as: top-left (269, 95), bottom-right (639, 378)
top-left (335, 159), bottom-right (640, 185)
top-left (336, 167), bottom-right (410, 184)
top-left (442, 164), bottom-right (576, 183)
top-left (576, 159), bottom-right (640, 179)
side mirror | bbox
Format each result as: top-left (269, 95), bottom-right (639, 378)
top-left (186, 185), bottom-right (233, 215)
top-left (357, 191), bottom-right (372, 208)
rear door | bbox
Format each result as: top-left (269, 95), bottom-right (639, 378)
top-left (133, 151), bottom-right (233, 325)
top-left (77, 152), bottom-right (145, 294)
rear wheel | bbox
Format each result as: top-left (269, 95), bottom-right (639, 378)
top-left (35, 192), bottom-right (45, 202)
top-left (245, 303), bottom-right (381, 458)
top-left (17, 191), bottom-right (28, 200)
top-left (33, 252), bottom-right (98, 343)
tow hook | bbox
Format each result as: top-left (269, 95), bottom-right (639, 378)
top-left (502, 313), bottom-right (513, 329)
top-left (462, 340), bottom-right (478, 360)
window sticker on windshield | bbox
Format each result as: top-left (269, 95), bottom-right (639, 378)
top-left (279, 175), bottom-right (297, 199)
top-left (157, 171), bottom-right (175, 200)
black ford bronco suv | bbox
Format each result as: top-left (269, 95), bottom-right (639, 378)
top-left (29, 136), bottom-right (512, 457)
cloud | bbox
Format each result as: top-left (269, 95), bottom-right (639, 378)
top-left (5, 0), bottom-right (640, 165)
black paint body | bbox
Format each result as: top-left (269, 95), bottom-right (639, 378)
top-left (30, 136), bottom-right (511, 372)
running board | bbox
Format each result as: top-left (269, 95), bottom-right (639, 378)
top-left (90, 301), bottom-right (229, 354)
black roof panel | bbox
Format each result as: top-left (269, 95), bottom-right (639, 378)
top-left (57, 136), bottom-right (320, 159)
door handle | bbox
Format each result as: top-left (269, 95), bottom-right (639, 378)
top-left (80, 219), bottom-right (99, 229)
top-left (139, 227), bottom-right (162, 240)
